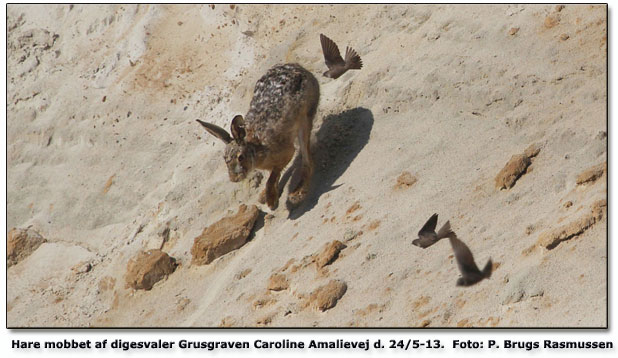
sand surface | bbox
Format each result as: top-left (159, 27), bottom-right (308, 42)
top-left (6, 4), bottom-right (607, 327)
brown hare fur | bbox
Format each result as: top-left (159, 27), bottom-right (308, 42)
top-left (197, 63), bottom-right (320, 210)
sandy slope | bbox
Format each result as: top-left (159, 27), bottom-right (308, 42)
top-left (6, 4), bottom-right (607, 327)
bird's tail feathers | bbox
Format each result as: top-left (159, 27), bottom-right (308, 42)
top-left (344, 47), bottom-right (363, 70)
top-left (436, 220), bottom-right (455, 240)
top-left (482, 259), bottom-right (493, 279)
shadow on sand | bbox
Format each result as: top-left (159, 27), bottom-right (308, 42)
top-left (282, 107), bottom-right (374, 219)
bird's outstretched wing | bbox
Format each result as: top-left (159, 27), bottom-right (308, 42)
top-left (344, 46), bottom-right (363, 70)
top-left (320, 34), bottom-right (345, 69)
top-left (449, 236), bottom-right (481, 276)
top-left (418, 213), bottom-right (438, 236)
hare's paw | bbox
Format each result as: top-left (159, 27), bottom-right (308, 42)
top-left (264, 184), bottom-right (279, 210)
top-left (287, 187), bottom-right (308, 205)
top-left (266, 189), bottom-right (279, 210)
top-left (258, 188), bottom-right (278, 210)
top-left (288, 171), bottom-right (311, 206)
top-left (258, 189), bottom-right (267, 205)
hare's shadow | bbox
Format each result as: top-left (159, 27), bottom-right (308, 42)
top-left (281, 107), bottom-right (374, 219)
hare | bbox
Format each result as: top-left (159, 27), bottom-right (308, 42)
top-left (197, 63), bottom-right (320, 210)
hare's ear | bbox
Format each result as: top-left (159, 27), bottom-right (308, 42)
top-left (231, 115), bottom-right (246, 142)
top-left (196, 119), bottom-right (232, 144)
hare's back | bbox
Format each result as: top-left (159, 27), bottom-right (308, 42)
top-left (245, 64), bottom-right (317, 144)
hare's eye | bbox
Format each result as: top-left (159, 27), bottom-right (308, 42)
top-left (238, 154), bottom-right (245, 162)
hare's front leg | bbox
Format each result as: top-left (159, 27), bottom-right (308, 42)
top-left (262, 168), bottom-right (282, 210)
top-left (258, 169), bottom-right (283, 210)
top-left (258, 147), bottom-right (294, 210)
top-left (288, 120), bottom-right (314, 205)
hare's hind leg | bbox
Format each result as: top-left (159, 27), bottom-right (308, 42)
top-left (288, 113), bottom-right (314, 205)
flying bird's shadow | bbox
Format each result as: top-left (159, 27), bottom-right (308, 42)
top-left (282, 107), bottom-right (374, 219)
